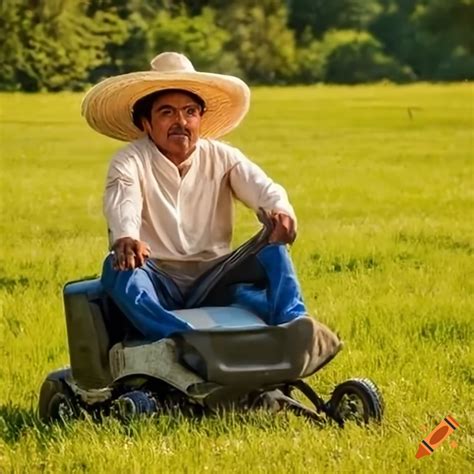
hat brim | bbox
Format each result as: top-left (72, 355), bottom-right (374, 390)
top-left (81, 71), bottom-right (250, 141)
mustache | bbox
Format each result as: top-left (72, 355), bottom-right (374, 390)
top-left (168, 126), bottom-right (190, 137)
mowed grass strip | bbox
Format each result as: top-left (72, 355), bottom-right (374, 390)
top-left (0, 84), bottom-right (473, 473)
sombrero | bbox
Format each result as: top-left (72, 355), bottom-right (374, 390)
top-left (81, 52), bottom-right (251, 142)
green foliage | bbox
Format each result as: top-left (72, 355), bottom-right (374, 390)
top-left (434, 46), bottom-right (474, 81)
top-left (295, 39), bottom-right (326, 83)
top-left (370, 1), bottom-right (421, 77)
top-left (416, 0), bottom-right (474, 54)
top-left (147, 8), bottom-right (241, 75)
top-left (0, 0), bottom-right (128, 91)
top-left (321, 30), bottom-right (415, 83)
top-left (289, 0), bottom-right (382, 38)
top-left (371, 0), bottom-right (474, 80)
top-left (219, 2), bottom-right (298, 83)
top-left (0, 0), bottom-right (472, 89)
top-left (413, 0), bottom-right (474, 79)
top-left (89, 12), bottom-right (150, 81)
top-left (149, 10), bottom-right (223, 68)
top-left (0, 1), bottom-right (24, 90)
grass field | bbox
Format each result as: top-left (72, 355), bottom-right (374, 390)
top-left (0, 84), bottom-right (473, 473)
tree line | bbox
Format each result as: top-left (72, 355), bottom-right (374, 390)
top-left (1, 0), bottom-right (473, 92)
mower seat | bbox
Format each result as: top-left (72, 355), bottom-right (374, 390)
top-left (63, 279), bottom-right (341, 392)
top-left (63, 278), bottom-right (269, 390)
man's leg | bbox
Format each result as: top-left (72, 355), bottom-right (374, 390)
top-left (219, 245), bottom-right (342, 372)
top-left (231, 244), bottom-right (307, 325)
top-left (101, 255), bottom-right (193, 341)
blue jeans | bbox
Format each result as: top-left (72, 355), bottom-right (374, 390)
top-left (101, 244), bottom-right (306, 341)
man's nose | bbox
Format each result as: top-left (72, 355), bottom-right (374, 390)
top-left (176, 110), bottom-right (187, 125)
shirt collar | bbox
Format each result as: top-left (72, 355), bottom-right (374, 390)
top-left (145, 136), bottom-right (200, 178)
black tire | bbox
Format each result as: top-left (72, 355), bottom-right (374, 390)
top-left (112, 390), bottom-right (158, 422)
top-left (328, 378), bottom-right (383, 426)
top-left (38, 368), bottom-right (78, 423)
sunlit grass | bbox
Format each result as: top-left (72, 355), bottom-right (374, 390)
top-left (0, 84), bottom-right (473, 472)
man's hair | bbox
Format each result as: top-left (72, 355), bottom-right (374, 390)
top-left (132, 89), bottom-right (206, 130)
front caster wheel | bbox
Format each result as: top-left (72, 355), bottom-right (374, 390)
top-left (112, 390), bottom-right (158, 422)
top-left (328, 378), bottom-right (383, 427)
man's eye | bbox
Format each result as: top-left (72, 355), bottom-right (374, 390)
top-left (186, 107), bottom-right (198, 116)
top-left (160, 109), bottom-right (173, 116)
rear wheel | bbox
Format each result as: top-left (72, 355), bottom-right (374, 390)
top-left (328, 378), bottom-right (383, 426)
top-left (38, 368), bottom-right (78, 423)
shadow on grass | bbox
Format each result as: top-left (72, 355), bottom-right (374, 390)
top-left (0, 403), bottom-right (326, 446)
top-left (397, 232), bottom-right (474, 255)
top-left (0, 276), bottom-right (30, 291)
top-left (0, 403), bottom-right (75, 447)
top-left (120, 408), bottom-right (325, 440)
top-left (310, 253), bottom-right (382, 275)
top-left (0, 404), bottom-right (44, 444)
top-left (419, 320), bottom-right (472, 344)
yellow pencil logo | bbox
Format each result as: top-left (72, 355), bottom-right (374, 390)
top-left (416, 415), bottom-right (460, 459)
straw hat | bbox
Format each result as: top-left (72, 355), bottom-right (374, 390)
top-left (81, 52), bottom-right (251, 141)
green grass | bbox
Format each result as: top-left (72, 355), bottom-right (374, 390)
top-left (0, 84), bottom-right (473, 473)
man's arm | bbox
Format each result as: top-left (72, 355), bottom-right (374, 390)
top-left (229, 150), bottom-right (297, 244)
top-left (103, 155), bottom-right (149, 270)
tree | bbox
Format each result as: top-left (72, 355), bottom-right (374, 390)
top-left (89, 11), bottom-right (150, 82)
top-left (219, 1), bottom-right (298, 83)
top-left (417, 0), bottom-right (474, 54)
top-left (288, 0), bottom-right (382, 39)
top-left (0, 0), bottom-right (26, 90)
top-left (416, 0), bottom-right (474, 79)
top-left (0, 0), bottom-right (128, 91)
top-left (147, 8), bottom-right (242, 76)
top-left (372, 0), bottom-right (474, 80)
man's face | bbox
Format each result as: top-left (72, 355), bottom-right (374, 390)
top-left (141, 91), bottom-right (203, 161)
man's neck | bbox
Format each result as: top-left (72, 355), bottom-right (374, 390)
top-left (160, 148), bottom-right (195, 167)
top-left (151, 141), bottom-right (197, 168)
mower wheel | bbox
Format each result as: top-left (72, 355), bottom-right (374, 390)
top-left (113, 390), bottom-right (158, 422)
top-left (328, 378), bottom-right (383, 427)
top-left (39, 368), bottom-right (78, 423)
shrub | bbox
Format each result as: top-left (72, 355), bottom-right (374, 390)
top-left (433, 46), bottom-right (474, 81)
top-left (295, 39), bottom-right (326, 83)
top-left (321, 29), bottom-right (415, 83)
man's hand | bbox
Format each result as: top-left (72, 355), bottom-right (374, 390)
top-left (111, 237), bottom-right (151, 271)
top-left (268, 212), bottom-right (297, 245)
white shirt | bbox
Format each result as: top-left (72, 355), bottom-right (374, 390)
top-left (104, 137), bottom-right (295, 292)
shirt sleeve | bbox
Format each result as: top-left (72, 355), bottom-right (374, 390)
top-left (228, 148), bottom-right (297, 223)
top-left (103, 153), bottom-right (143, 244)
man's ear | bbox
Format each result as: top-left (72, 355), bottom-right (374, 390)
top-left (141, 118), bottom-right (152, 134)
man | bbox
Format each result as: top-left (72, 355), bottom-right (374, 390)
top-left (82, 52), bottom-right (335, 346)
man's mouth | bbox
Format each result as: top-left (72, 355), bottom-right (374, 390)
top-left (168, 129), bottom-right (190, 138)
